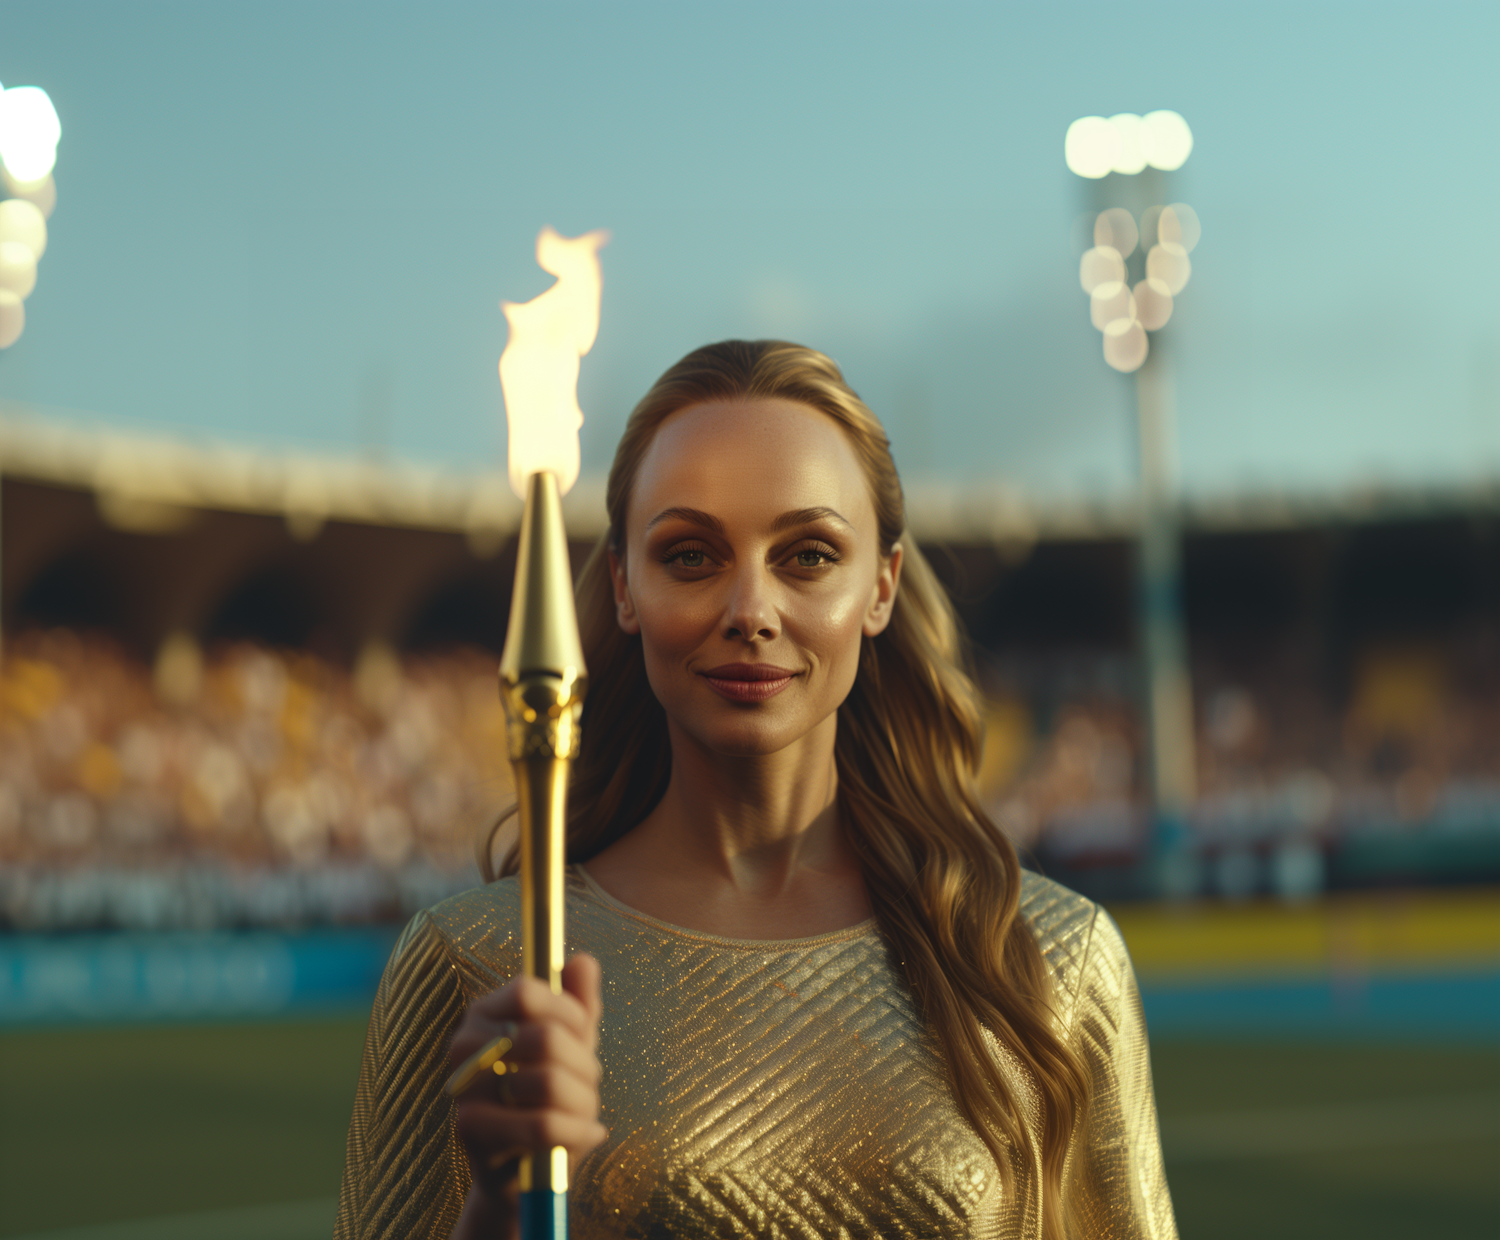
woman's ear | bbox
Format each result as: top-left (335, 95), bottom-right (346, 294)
top-left (608, 547), bottom-right (641, 635)
top-left (862, 543), bottom-right (902, 637)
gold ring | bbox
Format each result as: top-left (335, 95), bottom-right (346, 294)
top-left (492, 1059), bottom-right (515, 1106)
top-left (443, 1024), bottom-right (518, 1098)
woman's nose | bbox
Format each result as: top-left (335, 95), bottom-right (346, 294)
top-left (722, 566), bottom-right (779, 641)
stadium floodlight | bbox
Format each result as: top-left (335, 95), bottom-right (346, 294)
top-left (0, 86), bottom-right (62, 184)
top-left (0, 83), bottom-right (59, 352)
top-left (1095, 207), bottom-right (1139, 258)
top-left (1089, 280), bottom-right (1135, 331)
top-left (1064, 116), bottom-right (1123, 179)
top-left (1140, 111), bottom-right (1193, 172)
top-left (1063, 110), bottom-right (1201, 895)
top-left (1107, 114), bottom-right (1149, 175)
top-left (1065, 111), bottom-right (1193, 179)
top-left (1146, 242), bottom-right (1191, 296)
top-left (1157, 204), bottom-right (1201, 252)
top-left (1079, 245), bottom-right (1125, 294)
top-left (0, 198), bottom-right (47, 261)
top-left (0, 289), bottom-right (22, 348)
top-left (0, 166), bottom-right (55, 218)
top-left (1066, 105), bottom-right (1199, 373)
top-left (0, 240), bottom-right (37, 299)
top-left (1133, 278), bottom-right (1173, 330)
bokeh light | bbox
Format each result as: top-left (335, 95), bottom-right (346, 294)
top-left (0, 86), bottom-right (62, 183)
top-left (1141, 110), bottom-right (1193, 171)
top-left (2, 167), bottom-right (56, 219)
top-left (1103, 317), bottom-right (1148, 371)
top-left (1076, 201), bottom-right (1198, 361)
top-left (1067, 111), bottom-right (1192, 177)
top-left (1139, 204), bottom-right (1163, 251)
top-left (0, 240), bottom-right (38, 299)
top-left (1064, 116), bottom-right (1121, 179)
top-left (1146, 241), bottom-right (1191, 295)
top-left (0, 198), bottom-right (48, 260)
top-left (1090, 280), bottom-right (1135, 331)
top-left (1158, 203), bottom-right (1202, 253)
top-left (1107, 113), bottom-right (1149, 174)
top-left (1079, 245), bottom-right (1125, 294)
top-left (0, 288), bottom-right (23, 347)
top-left (1133, 277), bottom-right (1174, 330)
top-left (1094, 208), bottom-right (1139, 259)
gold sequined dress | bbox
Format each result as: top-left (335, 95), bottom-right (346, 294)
top-left (335, 867), bottom-right (1177, 1239)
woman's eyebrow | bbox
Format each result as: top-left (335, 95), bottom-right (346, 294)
top-left (645, 506), bottom-right (724, 533)
top-left (772, 506), bottom-right (851, 532)
top-left (644, 506), bottom-right (851, 534)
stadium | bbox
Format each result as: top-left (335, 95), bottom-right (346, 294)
top-left (2, 408), bottom-right (1497, 1239)
top-left (3, 412), bottom-right (1497, 928)
top-left (2, 6), bottom-right (1498, 1239)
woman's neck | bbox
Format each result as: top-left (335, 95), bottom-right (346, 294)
top-left (582, 713), bottom-right (874, 938)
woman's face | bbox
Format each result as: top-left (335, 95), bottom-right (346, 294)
top-left (612, 397), bottom-right (900, 759)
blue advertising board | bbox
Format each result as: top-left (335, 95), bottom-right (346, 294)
top-left (2, 928), bottom-right (1496, 1037)
top-left (0, 929), bottom-right (400, 1026)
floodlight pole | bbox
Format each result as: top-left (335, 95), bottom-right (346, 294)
top-left (1079, 164), bottom-right (1199, 895)
top-left (1132, 339), bottom-right (1197, 883)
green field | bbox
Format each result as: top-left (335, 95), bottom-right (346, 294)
top-left (1, 1019), bottom-right (1496, 1239)
top-left (0, 1018), bottom-right (368, 1239)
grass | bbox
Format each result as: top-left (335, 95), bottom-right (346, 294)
top-left (1, 1020), bottom-right (1496, 1238)
top-left (0, 1016), bottom-right (369, 1237)
top-left (1154, 1040), bottom-right (1500, 1240)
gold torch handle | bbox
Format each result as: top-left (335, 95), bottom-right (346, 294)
top-left (512, 748), bottom-right (571, 993)
top-left (498, 470), bottom-right (586, 1219)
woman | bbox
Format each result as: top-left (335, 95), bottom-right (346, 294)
top-left (335, 340), bottom-right (1176, 1240)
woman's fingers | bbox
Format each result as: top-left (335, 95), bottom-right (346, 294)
top-left (455, 1097), bottom-right (609, 1156)
top-left (501, 1062), bottom-right (597, 1114)
top-left (469, 973), bottom-right (592, 1038)
top-left (449, 956), bottom-right (609, 1208)
top-left (450, 961), bottom-right (604, 1086)
top-left (449, 1014), bottom-right (521, 1072)
top-left (451, 1019), bottom-right (600, 1095)
top-left (451, 1063), bottom-right (597, 1122)
top-left (561, 953), bottom-right (603, 1048)
top-left (449, 982), bottom-right (581, 1065)
top-left (507, 1021), bottom-right (601, 1083)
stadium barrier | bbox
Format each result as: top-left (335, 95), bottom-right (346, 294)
top-left (0, 927), bottom-right (397, 1026)
top-left (3, 887), bottom-right (1496, 1036)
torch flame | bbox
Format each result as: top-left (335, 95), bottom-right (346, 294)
top-left (499, 226), bottom-right (609, 498)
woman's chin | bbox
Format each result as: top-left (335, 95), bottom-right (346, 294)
top-left (705, 729), bottom-right (800, 759)
top-left (680, 713), bottom-right (817, 760)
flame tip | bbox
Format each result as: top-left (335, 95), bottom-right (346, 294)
top-left (500, 225), bottom-right (608, 499)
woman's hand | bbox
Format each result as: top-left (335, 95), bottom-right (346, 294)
top-left (448, 954), bottom-right (606, 1240)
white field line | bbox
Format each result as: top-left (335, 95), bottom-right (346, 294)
top-left (3, 1196), bottom-right (336, 1240)
top-left (1162, 1092), bottom-right (1500, 1162)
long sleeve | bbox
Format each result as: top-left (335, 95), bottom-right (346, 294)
top-left (1061, 905), bottom-right (1178, 1240)
top-left (335, 911), bottom-right (474, 1240)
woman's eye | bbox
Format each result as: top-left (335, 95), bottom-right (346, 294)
top-left (793, 547), bottom-right (837, 568)
top-left (673, 549), bottom-right (706, 568)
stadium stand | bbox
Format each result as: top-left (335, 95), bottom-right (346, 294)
top-left (2, 410), bottom-right (1497, 926)
top-left (0, 630), bottom-right (507, 929)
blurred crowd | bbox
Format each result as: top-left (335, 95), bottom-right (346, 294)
top-left (2, 624), bottom-right (1497, 928)
top-left (981, 623), bottom-right (1500, 897)
top-left (0, 629), bottom-right (508, 930)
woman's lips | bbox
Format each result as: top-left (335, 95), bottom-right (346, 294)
top-left (700, 663), bottom-right (797, 702)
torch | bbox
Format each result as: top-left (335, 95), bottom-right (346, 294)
top-left (497, 225), bottom-right (607, 1240)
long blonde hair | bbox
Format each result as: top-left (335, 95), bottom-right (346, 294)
top-left (484, 340), bottom-right (1088, 1236)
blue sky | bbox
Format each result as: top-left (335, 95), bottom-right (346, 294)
top-left (1, 1), bottom-right (1497, 500)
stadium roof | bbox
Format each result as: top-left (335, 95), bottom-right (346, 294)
top-left (4, 407), bottom-right (1496, 547)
